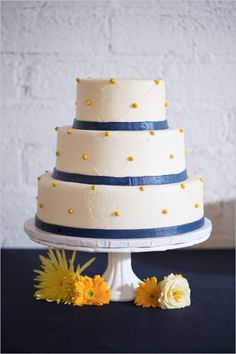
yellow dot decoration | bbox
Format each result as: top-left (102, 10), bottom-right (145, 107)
top-left (110, 78), bottom-right (117, 84)
top-left (154, 80), bottom-right (160, 85)
top-left (162, 209), bottom-right (168, 215)
top-left (104, 131), bottom-right (110, 137)
top-left (164, 100), bottom-right (168, 108)
top-left (37, 176), bottom-right (41, 182)
top-left (195, 203), bottom-right (200, 209)
top-left (114, 210), bottom-right (120, 217)
top-left (85, 99), bottom-right (92, 106)
top-left (91, 185), bottom-right (96, 190)
top-left (139, 186), bottom-right (145, 191)
top-left (128, 156), bottom-right (134, 161)
top-left (82, 153), bottom-right (88, 160)
top-left (54, 126), bottom-right (59, 132)
top-left (200, 177), bottom-right (204, 183)
top-left (39, 203), bottom-right (44, 209)
top-left (51, 181), bottom-right (57, 188)
top-left (169, 154), bottom-right (175, 159)
top-left (179, 128), bottom-right (184, 133)
top-left (68, 208), bottom-right (74, 214)
top-left (180, 183), bottom-right (186, 189)
top-left (149, 130), bottom-right (155, 136)
top-left (76, 77), bottom-right (80, 83)
top-left (131, 103), bottom-right (138, 109)
top-left (67, 129), bottom-right (72, 135)
top-left (56, 151), bottom-right (60, 157)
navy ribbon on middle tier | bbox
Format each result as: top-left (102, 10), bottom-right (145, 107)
top-left (72, 119), bottom-right (169, 131)
top-left (52, 168), bottom-right (188, 186)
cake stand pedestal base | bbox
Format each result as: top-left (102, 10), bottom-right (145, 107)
top-left (103, 252), bottom-right (141, 301)
top-left (24, 217), bottom-right (212, 302)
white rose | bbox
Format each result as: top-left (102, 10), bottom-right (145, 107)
top-left (158, 273), bottom-right (191, 309)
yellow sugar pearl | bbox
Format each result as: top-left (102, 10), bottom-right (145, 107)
top-left (110, 78), bottom-right (117, 84)
top-left (82, 153), bottom-right (88, 160)
top-left (164, 100), bottom-right (168, 108)
top-left (139, 186), bottom-right (145, 191)
top-left (114, 210), bottom-right (120, 217)
top-left (85, 99), bottom-right (92, 106)
top-left (200, 177), bottom-right (204, 183)
top-left (37, 176), bottom-right (41, 181)
top-left (169, 154), bottom-right (175, 159)
top-left (76, 77), bottom-right (80, 83)
top-left (180, 183), bottom-right (186, 189)
top-left (179, 128), bottom-right (184, 133)
top-left (91, 185), bottom-right (96, 190)
top-left (162, 209), bottom-right (168, 215)
top-left (68, 208), bottom-right (74, 214)
top-left (149, 130), bottom-right (155, 136)
top-left (131, 103), bottom-right (138, 109)
top-left (39, 203), bottom-right (44, 209)
top-left (54, 126), bottom-right (59, 132)
top-left (56, 151), bottom-right (60, 157)
top-left (67, 129), bottom-right (72, 135)
top-left (154, 80), bottom-right (160, 85)
top-left (194, 203), bottom-right (200, 208)
top-left (51, 181), bottom-right (57, 188)
top-left (128, 156), bottom-right (134, 161)
top-left (104, 131), bottom-right (110, 137)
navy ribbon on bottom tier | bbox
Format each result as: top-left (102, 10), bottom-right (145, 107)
top-left (35, 216), bottom-right (205, 239)
top-left (52, 169), bottom-right (188, 186)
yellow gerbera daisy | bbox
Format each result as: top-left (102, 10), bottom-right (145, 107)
top-left (134, 276), bottom-right (161, 308)
top-left (73, 275), bottom-right (111, 306)
top-left (34, 248), bottom-right (95, 305)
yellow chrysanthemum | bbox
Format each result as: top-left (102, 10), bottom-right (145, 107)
top-left (73, 275), bottom-right (111, 306)
top-left (34, 248), bottom-right (95, 305)
top-left (134, 277), bottom-right (161, 308)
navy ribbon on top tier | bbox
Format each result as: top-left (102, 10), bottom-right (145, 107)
top-left (52, 168), bottom-right (188, 186)
top-left (35, 215), bottom-right (205, 239)
top-left (72, 119), bottom-right (168, 131)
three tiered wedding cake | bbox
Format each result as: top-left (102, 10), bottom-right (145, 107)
top-left (35, 78), bottom-right (204, 239)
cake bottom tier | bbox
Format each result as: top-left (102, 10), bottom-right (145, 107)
top-left (36, 172), bottom-right (204, 238)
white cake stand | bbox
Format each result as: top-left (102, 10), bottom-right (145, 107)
top-left (24, 217), bottom-right (212, 302)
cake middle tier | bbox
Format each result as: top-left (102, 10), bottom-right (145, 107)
top-left (55, 126), bottom-right (186, 178)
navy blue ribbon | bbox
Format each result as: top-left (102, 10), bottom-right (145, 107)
top-left (52, 168), bottom-right (188, 186)
top-left (35, 216), bottom-right (205, 239)
top-left (72, 119), bottom-right (168, 131)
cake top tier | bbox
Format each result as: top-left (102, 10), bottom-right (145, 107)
top-left (75, 78), bottom-right (167, 123)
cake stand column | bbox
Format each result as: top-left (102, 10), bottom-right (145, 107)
top-left (102, 252), bottom-right (141, 302)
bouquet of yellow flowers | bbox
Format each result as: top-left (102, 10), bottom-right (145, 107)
top-left (34, 248), bottom-right (111, 306)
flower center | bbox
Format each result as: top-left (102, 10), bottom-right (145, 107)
top-left (149, 293), bottom-right (156, 300)
top-left (87, 290), bottom-right (94, 297)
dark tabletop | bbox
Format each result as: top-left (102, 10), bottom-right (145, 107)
top-left (1, 249), bottom-right (235, 353)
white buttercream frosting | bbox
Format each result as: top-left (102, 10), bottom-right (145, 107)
top-left (76, 78), bottom-right (166, 122)
top-left (55, 126), bottom-right (186, 177)
top-left (37, 173), bottom-right (204, 230)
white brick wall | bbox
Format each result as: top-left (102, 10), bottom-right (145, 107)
top-left (1, 0), bottom-right (235, 248)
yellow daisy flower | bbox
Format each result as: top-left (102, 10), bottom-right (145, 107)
top-left (73, 275), bottom-right (111, 306)
top-left (34, 248), bottom-right (95, 305)
top-left (134, 277), bottom-right (161, 308)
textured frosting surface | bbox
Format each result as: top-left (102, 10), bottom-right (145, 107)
top-left (76, 79), bottom-right (166, 122)
top-left (37, 172), bottom-right (204, 230)
top-left (55, 126), bottom-right (185, 177)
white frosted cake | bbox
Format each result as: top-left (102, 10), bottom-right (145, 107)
top-left (35, 78), bottom-right (204, 238)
